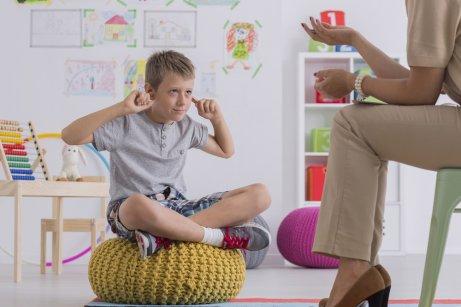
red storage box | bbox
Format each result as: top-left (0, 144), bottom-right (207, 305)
top-left (315, 90), bottom-right (346, 104)
top-left (306, 165), bottom-right (327, 201)
top-left (320, 10), bottom-right (345, 26)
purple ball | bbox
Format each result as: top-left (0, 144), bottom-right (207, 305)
top-left (277, 207), bottom-right (339, 268)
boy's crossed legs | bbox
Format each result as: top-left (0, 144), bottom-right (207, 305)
top-left (112, 183), bottom-right (271, 258)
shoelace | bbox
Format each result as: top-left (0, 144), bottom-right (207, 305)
top-left (155, 237), bottom-right (172, 250)
top-left (222, 227), bottom-right (249, 249)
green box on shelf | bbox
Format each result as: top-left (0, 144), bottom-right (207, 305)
top-left (310, 128), bottom-right (331, 152)
top-left (308, 39), bottom-right (334, 52)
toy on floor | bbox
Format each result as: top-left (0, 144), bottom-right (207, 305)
top-left (0, 119), bottom-right (50, 181)
top-left (88, 239), bottom-right (245, 305)
top-left (277, 206), bottom-right (339, 268)
top-left (57, 144), bottom-right (87, 181)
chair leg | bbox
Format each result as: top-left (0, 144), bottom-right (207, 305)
top-left (419, 178), bottom-right (461, 307)
top-left (91, 220), bottom-right (96, 254)
top-left (100, 228), bottom-right (106, 243)
top-left (40, 222), bottom-right (46, 274)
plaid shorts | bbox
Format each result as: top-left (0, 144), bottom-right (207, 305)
top-left (106, 186), bottom-right (226, 241)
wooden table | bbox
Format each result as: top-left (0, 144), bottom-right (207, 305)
top-left (0, 179), bottom-right (109, 282)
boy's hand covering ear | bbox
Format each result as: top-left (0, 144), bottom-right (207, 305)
top-left (193, 97), bottom-right (223, 122)
top-left (122, 90), bottom-right (154, 114)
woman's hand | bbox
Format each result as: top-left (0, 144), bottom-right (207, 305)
top-left (301, 17), bottom-right (358, 47)
top-left (315, 69), bottom-right (356, 99)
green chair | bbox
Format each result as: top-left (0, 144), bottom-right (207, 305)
top-left (419, 168), bottom-right (461, 307)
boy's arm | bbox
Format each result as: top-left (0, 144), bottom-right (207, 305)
top-left (62, 103), bottom-right (125, 145)
top-left (62, 91), bottom-right (153, 145)
top-left (193, 98), bottom-right (234, 159)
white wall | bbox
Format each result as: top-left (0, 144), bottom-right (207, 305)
top-left (0, 0), bottom-right (283, 264)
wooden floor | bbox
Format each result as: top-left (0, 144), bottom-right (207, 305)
top-left (0, 255), bottom-right (460, 306)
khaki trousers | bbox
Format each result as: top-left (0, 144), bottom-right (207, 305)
top-left (312, 103), bottom-right (461, 265)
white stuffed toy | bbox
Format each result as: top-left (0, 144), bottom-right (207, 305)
top-left (58, 145), bottom-right (87, 181)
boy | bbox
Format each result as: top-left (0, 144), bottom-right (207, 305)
top-left (62, 50), bottom-right (271, 258)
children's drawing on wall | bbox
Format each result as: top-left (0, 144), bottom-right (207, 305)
top-left (65, 60), bottom-right (116, 97)
top-left (183, 0), bottom-right (240, 9)
top-left (124, 59), bottom-right (146, 97)
top-left (62, 0), bottom-right (111, 4)
top-left (30, 9), bottom-right (82, 47)
top-left (117, 0), bottom-right (170, 6)
top-left (197, 60), bottom-right (219, 98)
top-left (223, 20), bottom-right (262, 78)
top-left (16, 0), bottom-right (51, 4)
top-left (60, 0), bottom-right (111, 4)
top-left (83, 9), bottom-right (137, 47)
top-left (115, 0), bottom-right (169, 6)
top-left (200, 72), bottom-right (216, 98)
top-left (144, 11), bottom-right (196, 47)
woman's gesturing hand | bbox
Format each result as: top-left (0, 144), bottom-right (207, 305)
top-left (301, 16), bottom-right (358, 47)
top-left (314, 69), bottom-right (356, 99)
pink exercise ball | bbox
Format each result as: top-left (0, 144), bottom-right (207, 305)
top-left (277, 207), bottom-right (339, 268)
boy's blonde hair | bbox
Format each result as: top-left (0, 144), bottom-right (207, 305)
top-left (146, 50), bottom-right (195, 90)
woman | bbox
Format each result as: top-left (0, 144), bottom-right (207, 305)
top-left (301, 0), bottom-right (461, 306)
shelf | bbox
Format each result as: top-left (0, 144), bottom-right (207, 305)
top-left (306, 152), bottom-right (329, 157)
top-left (298, 52), bottom-right (404, 253)
top-left (305, 103), bottom-right (352, 109)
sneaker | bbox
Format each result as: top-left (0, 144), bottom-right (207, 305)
top-left (134, 229), bottom-right (172, 259)
top-left (221, 222), bottom-right (271, 251)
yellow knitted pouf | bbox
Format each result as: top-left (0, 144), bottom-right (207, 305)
top-left (88, 238), bottom-right (246, 305)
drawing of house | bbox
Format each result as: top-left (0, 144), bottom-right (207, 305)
top-left (150, 19), bottom-right (191, 43)
top-left (104, 15), bottom-right (128, 42)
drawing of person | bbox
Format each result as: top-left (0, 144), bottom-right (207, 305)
top-left (226, 22), bottom-right (257, 70)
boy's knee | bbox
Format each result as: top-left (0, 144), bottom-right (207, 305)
top-left (126, 193), bottom-right (149, 210)
top-left (123, 194), bottom-right (157, 221)
top-left (248, 183), bottom-right (271, 212)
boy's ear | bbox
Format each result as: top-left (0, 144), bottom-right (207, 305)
top-left (145, 83), bottom-right (156, 99)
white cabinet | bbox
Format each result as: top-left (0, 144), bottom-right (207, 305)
top-left (297, 52), bottom-right (404, 254)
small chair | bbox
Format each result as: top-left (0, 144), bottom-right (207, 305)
top-left (419, 168), bottom-right (461, 306)
top-left (40, 176), bottom-right (108, 274)
top-left (40, 218), bottom-right (106, 274)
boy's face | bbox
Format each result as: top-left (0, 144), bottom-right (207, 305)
top-left (148, 72), bottom-right (194, 122)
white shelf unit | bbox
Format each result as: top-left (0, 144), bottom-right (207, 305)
top-left (297, 52), bottom-right (405, 255)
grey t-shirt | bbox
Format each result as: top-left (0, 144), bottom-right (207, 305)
top-left (93, 112), bottom-right (208, 201)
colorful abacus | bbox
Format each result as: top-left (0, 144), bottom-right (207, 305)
top-left (0, 119), bottom-right (50, 181)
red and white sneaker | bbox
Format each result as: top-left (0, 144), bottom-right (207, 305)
top-left (221, 222), bottom-right (271, 251)
top-left (134, 230), bottom-right (172, 259)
